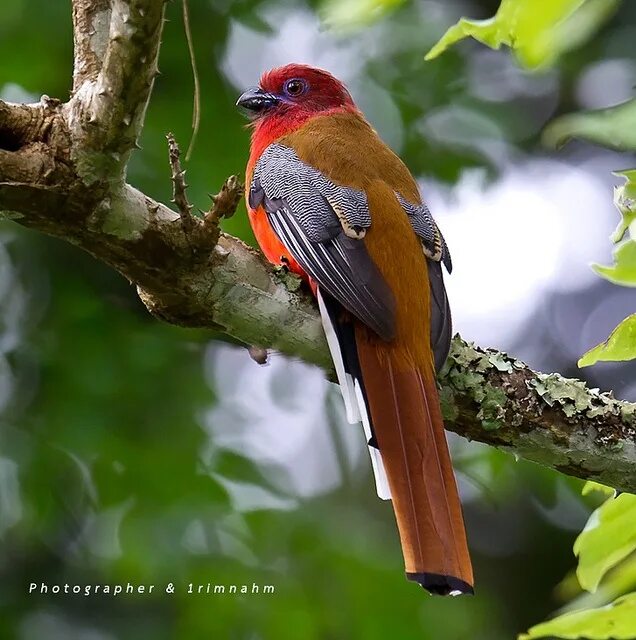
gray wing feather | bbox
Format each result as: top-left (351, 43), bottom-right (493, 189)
top-left (394, 191), bottom-right (453, 369)
top-left (427, 259), bottom-right (452, 372)
top-left (251, 144), bottom-right (371, 241)
top-left (251, 143), bottom-right (396, 341)
top-left (396, 193), bottom-right (452, 273)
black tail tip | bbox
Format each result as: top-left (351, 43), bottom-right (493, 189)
top-left (406, 572), bottom-right (474, 596)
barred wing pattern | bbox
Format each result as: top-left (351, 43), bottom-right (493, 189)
top-left (249, 142), bottom-right (453, 370)
top-left (249, 143), bottom-right (396, 341)
top-left (395, 193), bottom-right (452, 274)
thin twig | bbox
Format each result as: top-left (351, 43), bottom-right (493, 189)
top-left (165, 133), bottom-right (242, 248)
top-left (166, 132), bottom-right (195, 234)
top-left (202, 175), bottom-right (242, 244)
top-left (182, 0), bottom-right (201, 162)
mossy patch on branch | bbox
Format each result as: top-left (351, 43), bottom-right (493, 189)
top-left (441, 336), bottom-right (515, 431)
top-left (440, 335), bottom-right (636, 442)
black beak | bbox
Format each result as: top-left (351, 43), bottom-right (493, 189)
top-left (236, 87), bottom-right (280, 118)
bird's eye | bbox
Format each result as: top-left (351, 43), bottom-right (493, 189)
top-left (283, 78), bottom-right (307, 97)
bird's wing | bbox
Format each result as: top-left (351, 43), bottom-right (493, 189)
top-left (426, 259), bottom-right (453, 372)
top-left (249, 142), bottom-right (396, 341)
top-left (395, 193), bottom-right (452, 272)
top-left (394, 193), bottom-right (453, 372)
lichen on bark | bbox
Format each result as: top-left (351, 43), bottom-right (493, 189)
top-left (439, 337), bottom-right (636, 492)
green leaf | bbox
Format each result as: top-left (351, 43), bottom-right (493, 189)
top-left (581, 481), bottom-right (616, 498)
top-left (573, 493), bottom-right (636, 592)
top-left (544, 99), bottom-right (636, 152)
top-left (555, 556), bottom-right (636, 625)
top-left (592, 241), bottom-right (636, 287)
top-left (611, 170), bottom-right (636, 243)
top-left (519, 593), bottom-right (636, 639)
top-left (579, 314), bottom-right (636, 367)
top-left (425, 0), bottom-right (618, 70)
top-left (320, 0), bottom-right (406, 29)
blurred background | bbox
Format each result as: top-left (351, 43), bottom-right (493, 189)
top-left (1, 0), bottom-right (635, 638)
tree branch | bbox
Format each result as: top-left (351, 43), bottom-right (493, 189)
top-left (68, 0), bottom-right (166, 183)
top-left (439, 339), bottom-right (636, 493)
top-left (71, 0), bottom-right (111, 91)
top-left (0, 0), bottom-right (634, 492)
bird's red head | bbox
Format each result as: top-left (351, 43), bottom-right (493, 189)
top-left (237, 64), bottom-right (358, 164)
top-left (238, 64), bottom-right (355, 121)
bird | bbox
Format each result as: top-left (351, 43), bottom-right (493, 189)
top-left (236, 64), bottom-right (473, 596)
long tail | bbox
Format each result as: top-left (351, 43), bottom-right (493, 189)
top-left (317, 287), bottom-right (473, 595)
top-left (355, 331), bottom-right (474, 596)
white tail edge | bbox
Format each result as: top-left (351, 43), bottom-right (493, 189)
top-left (316, 288), bottom-right (392, 500)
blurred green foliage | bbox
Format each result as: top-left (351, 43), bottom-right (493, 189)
top-left (521, 593), bottom-right (636, 640)
top-left (428, 0), bottom-right (636, 369)
top-left (320, 0), bottom-right (406, 29)
top-left (579, 168), bottom-right (636, 365)
top-left (1, 0), bottom-right (636, 639)
top-left (518, 492), bottom-right (636, 639)
top-left (430, 3), bottom-right (636, 636)
top-left (425, 0), bottom-right (619, 69)
top-left (574, 493), bottom-right (636, 593)
top-left (611, 170), bottom-right (636, 243)
top-left (578, 313), bottom-right (636, 366)
top-left (593, 241), bottom-right (636, 287)
top-left (544, 99), bottom-right (636, 151)
top-left (543, 95), bottom-right (636, 342)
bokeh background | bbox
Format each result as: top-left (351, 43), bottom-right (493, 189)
top-left (1, 0), bottom-right (635, 638)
